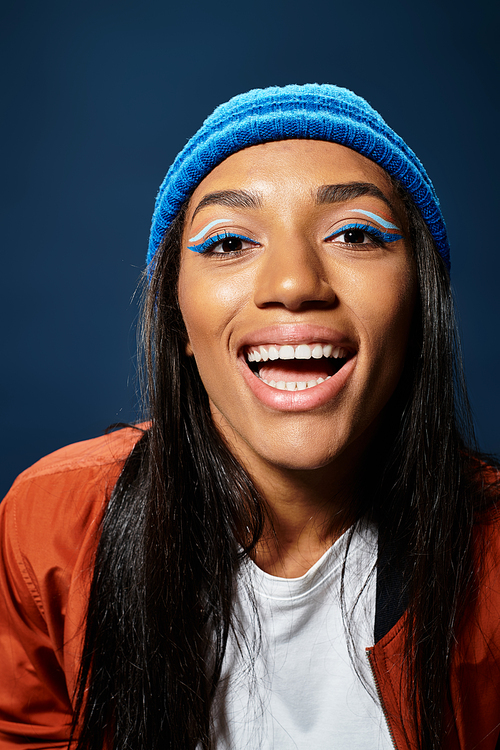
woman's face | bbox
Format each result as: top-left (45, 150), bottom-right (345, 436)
top-left (178, 140), bottom-right (416, 479)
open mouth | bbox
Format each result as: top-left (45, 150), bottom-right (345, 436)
top-left (244, 343), bottom-right (352, 391)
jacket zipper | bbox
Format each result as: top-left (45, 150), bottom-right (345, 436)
top-left (366, 647), bottom-right (399, 750)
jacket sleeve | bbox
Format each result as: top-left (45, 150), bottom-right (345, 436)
top-left (0, 479), bottom-right (74, 748)
top-left (0, 427), bottom-right (143, 749)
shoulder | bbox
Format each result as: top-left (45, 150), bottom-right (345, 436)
top-left (0, 424), bottom-right (147, 617)
top-left (474, 462), bottom-right (500, 549)
top-left (462, 473), bottom-right (500, 645)
top-left (0, 425), bottom-right (146, 745)
top-left (10, 423), bottom-right (147, 489)
top-left (5, 423), bottom-right (146, 519)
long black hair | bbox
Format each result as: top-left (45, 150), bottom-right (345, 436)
top-left (71, 183), bottom-right (498, 750)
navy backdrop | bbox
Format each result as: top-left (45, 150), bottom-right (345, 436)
top-left (1, 0), bottom-right (499, 497)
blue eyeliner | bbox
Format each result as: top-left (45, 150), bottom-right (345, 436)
top-left (188, 231), bottom-right (255, 254)
top-left (325, 223), bottom-right (403, 244)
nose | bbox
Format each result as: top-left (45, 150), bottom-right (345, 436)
top-left (253, 234), bottom-right (337, 311)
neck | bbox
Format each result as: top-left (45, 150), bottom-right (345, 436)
top-left (249, 464), bottom-right (356, 577)
top-left (211, 408), bottom-right (368, 578)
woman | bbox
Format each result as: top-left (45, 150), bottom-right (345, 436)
top-left (1, 84), bottom-right (499, 750)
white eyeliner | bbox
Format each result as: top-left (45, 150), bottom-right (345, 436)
top-left (349, 209), bottom-right (400, 230)
top-left (188, 219), bottom-right (232, 243)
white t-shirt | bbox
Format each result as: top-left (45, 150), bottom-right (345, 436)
top-left (212, 522), bottom-right (393, 749)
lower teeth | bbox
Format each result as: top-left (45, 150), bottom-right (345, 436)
top-left (260, 376), bottom-right (332, 390)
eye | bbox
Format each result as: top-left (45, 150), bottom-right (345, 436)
top-left (210, 235), bottom-right (252, 254)
top-left (188, 232), bottom-right (258, 255)
top-left (339, 227), bottom-right (372, 245)
top-left (324, 222), bottom-right (402, 248)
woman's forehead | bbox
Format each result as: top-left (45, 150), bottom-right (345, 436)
top-left (186, 140), bottom-right (396, 220)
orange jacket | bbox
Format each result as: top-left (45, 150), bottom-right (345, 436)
top-left (1, 426), bottom-right (499, 749)
top-left (368, 509), bottom-right (500, 750)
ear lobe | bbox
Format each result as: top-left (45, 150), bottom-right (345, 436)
top-left (185, 341), bottom-right (194, 357)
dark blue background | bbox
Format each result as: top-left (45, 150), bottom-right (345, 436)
top-left (2, 0), bottom-right (499, 497)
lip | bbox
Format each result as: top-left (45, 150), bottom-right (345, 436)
top-left (235, 324), bottom-right (356, 352)
top-left (235, 324), bottom-right (357, 412)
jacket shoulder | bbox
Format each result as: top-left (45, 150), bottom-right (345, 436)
top-left (1, 424), bottom-right (147, 618)
top-left (0, 425), bottom-right (147, 747)
top-left (2, 425), bottom-right (147, 582)
top-left (10, 423), bottom-right (147, 488)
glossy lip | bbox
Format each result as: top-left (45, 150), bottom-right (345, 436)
top-left (235, 325), bottom-right (358, 412)
top-left (236, 324), bottom-right (357, 351)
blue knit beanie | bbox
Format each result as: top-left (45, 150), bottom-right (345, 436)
top-left (148, 83), bottom-right (450, 270)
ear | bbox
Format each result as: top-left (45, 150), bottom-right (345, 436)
top-left (185, 340), bottom-right (194, 357)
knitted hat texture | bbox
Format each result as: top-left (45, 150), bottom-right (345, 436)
top-left (147, 84), bottom-right (449, 270)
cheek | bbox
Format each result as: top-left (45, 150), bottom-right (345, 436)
top-left (177, 270), bottom-right (237, 368)
top-left (178, 259), bottom-right (253, 354)
top-left (373, 279), bottom-right (416, 385)
top-left (350, 260), bottom-right (417, 368)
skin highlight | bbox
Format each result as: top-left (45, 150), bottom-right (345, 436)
top-left (178, 140), bottom-right (417, 576)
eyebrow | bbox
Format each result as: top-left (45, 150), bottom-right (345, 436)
top-left (315, 182), bottom-right (396, 213)
top-left (191, 189), bottom-right (263, 221)
top-left (190, 181), bottom-right (396, 223)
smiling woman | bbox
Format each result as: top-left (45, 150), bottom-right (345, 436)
top-left (178, 141), bottom-right (416, 491)
top-left (1, 85), bottom-right (499, 750)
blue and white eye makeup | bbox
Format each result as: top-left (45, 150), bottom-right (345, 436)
top-left (324, 223), bottom-right (402, 245)
top-left (188, 219), bottom-right (232, 244)
top-left (188, 219), bottom-right (256, 254)
top-left (348, 209), bottom-right (401, 232)
top-left (188, 231), bottom-right (256, 254)
top-left (324, 209), bottom-right (403, 245)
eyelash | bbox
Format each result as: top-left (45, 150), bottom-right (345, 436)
top-left (188, 232), bottom-right (257, 255)
top-left (188, 223), bottom-right (402, 255)
top-left (324, 223), bottom-right (402, 246)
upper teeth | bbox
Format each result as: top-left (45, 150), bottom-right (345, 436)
top-left (246, 343), bottom-right (348, 363)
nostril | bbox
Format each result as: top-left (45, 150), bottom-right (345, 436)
top-left (257, 295), bottom-right (337, 312)
top-left (253, 254), bottom-right (337, 311)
